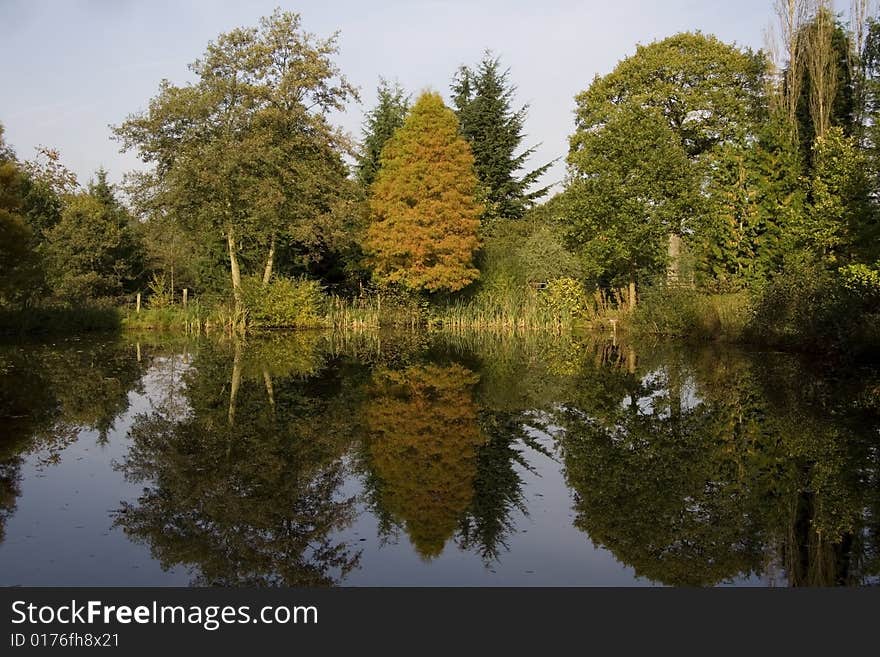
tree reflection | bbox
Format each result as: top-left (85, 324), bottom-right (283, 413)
top-left (557, 345), bottom-right (880, 586)
top-left (0, 338), bottom-right (148, 541)
top-left (2, 330), bottom-right (878, 587)
top-left (363, 364), bottom-right (487, 559)
top-left (114, 338), bottom-right (363, 586)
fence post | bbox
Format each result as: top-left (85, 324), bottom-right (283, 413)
top-left (136, 292), bottom-right (141, 314)
top-left (183, 288), bottom-right (188, 307)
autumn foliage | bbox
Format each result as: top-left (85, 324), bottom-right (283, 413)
top-left (366, 92), bottom-right (482, 293)
top-left (364, 364), bottom-right (485, 558)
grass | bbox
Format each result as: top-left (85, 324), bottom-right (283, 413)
top-left (121, 303), bottom-right (209, 334)
top-left (431, 286), bottom-right (628, 334)
top-left (628, 286), bottom-right (752, 342)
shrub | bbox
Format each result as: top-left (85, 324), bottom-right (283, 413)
top-left (838, 263), bottom-right (880, 302)
top-left (146, 273), bottom-right (173, 309)
top-left (540, 278), bottom-right (592, 320)
top-left (630, 285), bottom-right (723, 340)
top-left (241, 276), bottom-right (326, 329)
top-left (745, 260), bottom-right (880, 355)
top-left (745, 261), bottom-right (840, 348)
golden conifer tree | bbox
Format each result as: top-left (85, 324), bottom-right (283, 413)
top-left (366, 91), bottom-right (482, 293)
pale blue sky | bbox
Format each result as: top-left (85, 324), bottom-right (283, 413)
top-left (0, 0), bottom-right (783, 193)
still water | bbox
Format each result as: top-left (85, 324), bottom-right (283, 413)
top-left (1, 331), bottom-right (878, 586)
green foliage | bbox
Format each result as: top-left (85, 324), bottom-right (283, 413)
top-left (631, 287), bottom-right (722, 339)
top-left (801, 127), bottom-right (873, 264)
top-left (564, 104), bottom-right (697, 285)
top-left (573, 33), bottom-right (766, 160)
top-left (699, 117), bottom-right (804, 290)
top-left (0, 137), bottom-right (42, 307)
top-left (113, 9), bottom-right (358, 302)
top-left (744, 260), bottom-right (867, 352)
top-left (839, 262), bottom-right (880, 300)
top-left (539, 278), bottom-right (591, 321)
top-left (565, 32), bottom-right (766, 290)
top-left (44, 172), bottom-right (142, 303)
top-left (146, 273), bottom-right (173, 309)
top-left (452, 53), bottom-right (552, 222)
top-left (356, 79), bottom-right (409, 190)
top-left (477, 215), bottom-right (581, 299)
top-left (241, 275), bottom-right (326, 328)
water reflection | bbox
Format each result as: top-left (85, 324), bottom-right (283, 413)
top-left (558, 345), bottom-right (880, 586)
top-left (114, 336), bottom-right (362, 586)
top-left (0, 338), bottom-right (148, 542)
top-left (0, 332), bottom-right (877, 586)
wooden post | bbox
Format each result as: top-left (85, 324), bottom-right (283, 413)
top-left (136, 342), bottom-right (141, 363)
top-left (183, 288), bottom-right (188, 307)
top-left (136, 292), bottom-right (141, 314)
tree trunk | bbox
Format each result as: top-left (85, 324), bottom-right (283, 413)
top-left (226, 226), bottom-right (242, 309)
top-left (228, 341), bottom-right (242, 427)
top-left (262, 236), bottom-right (275, 285)
top-left (628, 278), bottom-right (637, 312)
top-left (667, 233), bottom-right (682, 284)
top-left (263, 366), bottom-right (275, 412)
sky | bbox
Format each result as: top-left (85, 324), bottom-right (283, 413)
top-left (0, 0), bottom-right (781, 194)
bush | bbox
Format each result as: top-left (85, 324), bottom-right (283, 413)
top-left (540, 278), bottom-right (592, 320)
top-left (241, 276), bottom-right (326, 329)
top-left (630, 286), bottom-right (750, 341)
top-left (745, 260), bottom-right (880, 355)
top-left (838, 263), bottom-right (880, 302)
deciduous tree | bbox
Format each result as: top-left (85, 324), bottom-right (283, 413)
top-left (113, 10), bottom-right (356, 311)
top-left (366, 92), bottom-right (482, 294)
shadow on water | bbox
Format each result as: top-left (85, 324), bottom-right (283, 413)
top-left (0, 331), bottom-right (878, 585)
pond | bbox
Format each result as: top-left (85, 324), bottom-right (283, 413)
top-left (0, 331), bottom-right (878, 586)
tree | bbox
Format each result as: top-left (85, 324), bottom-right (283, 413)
top-left (796, 5), bottom-right (856, 164)
top-left (567, 33), bottom-right (767, 288)
top-left (44, 171), bottom-right (142, 302)
top-left (801, 126), bottom-right (873, 264)
top-left (452, 53), bottom-right (552, 223)
top-left (356, 79), bottom-right (409, 190)
top-left (115, 339), bottom-right (362, 585)
top-left (768, 0), bottom-right (810, 137)
top-left (699, 117), bottom-right (804, 289)
top-left (113, 10), bottom-right (356, 312)
top-left (0, 125), bottom-right (43, 307)
top-left (859, 15), bottom-right (880, 194)
top-left (365, 91), bottom-right (482, 294)
top-left (364, 364), bottom-right (485, 559)
top-left (563, 105), bottom-right (698, 301)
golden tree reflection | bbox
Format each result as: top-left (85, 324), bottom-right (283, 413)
top-left (364, 364), bottom-right (487, 559)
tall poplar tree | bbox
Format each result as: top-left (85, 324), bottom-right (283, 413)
top-left (366, 92), bottom-right (482, 294)
top-left (452, 54), bottom-right (552, 223)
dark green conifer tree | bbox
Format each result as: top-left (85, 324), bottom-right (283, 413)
top-left (452, 53), bottom-right (552, 223)
top-left (356, 79), bottom-right (409, 190)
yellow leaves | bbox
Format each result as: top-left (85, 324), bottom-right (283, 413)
top-left (364, 364), bottom-right (485, 558)
top-left (366, 92), bottom-right (482, 294)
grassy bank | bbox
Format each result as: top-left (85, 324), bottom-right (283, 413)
top-left (627, 276), bottom-right (880, 359)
